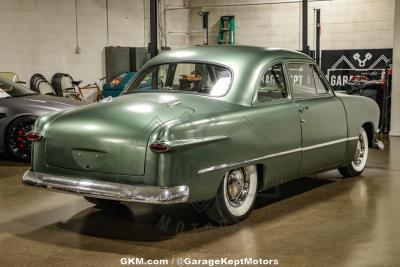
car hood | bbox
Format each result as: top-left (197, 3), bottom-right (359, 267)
top-left (43, 93), bottom-right (239, 176)
top-left (17, 94), bottom-right (83, 111)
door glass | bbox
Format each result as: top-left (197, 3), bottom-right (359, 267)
top-left (312, 66), bottom-right (331, 95)
top-left (288, 63), bottom-right (317, 99)
top-left (256, 63), bottom-right (288, 103)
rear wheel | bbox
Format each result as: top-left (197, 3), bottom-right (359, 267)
top-left (338, 128), bottom-right (369, 178)
top-left (84, 197), bottom-right (121, 208)
top-left (5, 116), bottom-right (36, 161)
top-left (205, 165), bottom-right (258, 225)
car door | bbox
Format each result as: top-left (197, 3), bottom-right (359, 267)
top-left (251, 61), bottom-right (302, 188)
top-left (286, 61), bottom-right (347, 173)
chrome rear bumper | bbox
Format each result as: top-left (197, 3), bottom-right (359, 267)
top-left (22, 171), bottom-right (189, 204)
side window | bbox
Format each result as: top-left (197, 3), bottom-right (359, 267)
top-left (256, 63), bottom-right (288, 103)
top-left (172, 63), bottom-right (196, 90)
top-left (287, 63), bottom-right (317, 99)
top-left (312, 66), bottom-right (331, 95)
top-left (137, 64), bottom-right (168, 90)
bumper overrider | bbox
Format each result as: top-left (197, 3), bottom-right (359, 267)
top-left (372, 129), bottom-right (385, 150)
top-left (22, 171), bottom-right (189, 204)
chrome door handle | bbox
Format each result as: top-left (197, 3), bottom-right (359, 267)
top-left (298, 106), bottom-right (309, 113)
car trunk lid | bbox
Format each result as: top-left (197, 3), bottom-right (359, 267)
top-left (44, 93), bottom-right (237, 176)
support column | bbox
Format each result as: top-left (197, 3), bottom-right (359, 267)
top-left (302, 0), bottom-right (309, 55)
top-left (149, 0), bottom-right (158, 58)
top-left (315, 9), bottom-right (321, 66)
top-left (390, 1), bottom-right (400, 135)
top-left (201, 11), bottom-right (209, 45)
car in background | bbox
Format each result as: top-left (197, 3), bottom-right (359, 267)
top-left (0, 72), bottom-right (25, 84)
top-left (0, 76), bottom-right (82, 161)
top-left (102, 72), bottom-right (136, 97)
top-left (23, 46), bottom-right (383, 224)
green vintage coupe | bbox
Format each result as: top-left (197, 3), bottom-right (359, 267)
top-left (23, 46), bottom-right (383, 224)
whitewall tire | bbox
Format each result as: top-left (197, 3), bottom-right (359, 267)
top-left (339, 128), bottom-right (369, 178)
top-left (205, 165), bottom-right (258, 225)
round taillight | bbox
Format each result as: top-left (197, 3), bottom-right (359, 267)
top-left (150, 142), bottom-right (170, 153)
top-left (25, 131), bottom-right (42, 141)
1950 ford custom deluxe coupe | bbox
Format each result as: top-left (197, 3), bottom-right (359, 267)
top-left (23, 46), bottom-right (383, 224)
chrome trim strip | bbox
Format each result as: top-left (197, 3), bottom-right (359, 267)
top-left (302, 138), bottom-right (355, 151)
top-left (198, 147), bottom-right (303, 174)
top-left (164, 136), bottom-right (229, 149)
top-left (197, 137), bottom-right (358, 174)
top-left (22, 171), bottom-right (189, 204)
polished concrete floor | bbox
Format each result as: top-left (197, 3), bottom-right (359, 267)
top-left (1, 137), bottom-right (399, 267)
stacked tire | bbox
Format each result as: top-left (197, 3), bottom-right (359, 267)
top-left (30, 74), bottom-right (56, 96)
top-left (51, 73), bottom-right (75, 97)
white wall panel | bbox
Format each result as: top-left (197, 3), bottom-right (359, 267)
top-left (0, 0), bottom-right (394, 84)
top-left (0, 0), bottom-right (146, 83)
top-left (188, 0), bottom-right (394, 50)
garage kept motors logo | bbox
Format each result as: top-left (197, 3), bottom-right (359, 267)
top-left (321, 49), bottom-right (392, 91)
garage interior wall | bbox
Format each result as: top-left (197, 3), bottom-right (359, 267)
top-left (0, 0), bottom-right (188, 83)
top-left (188, 0), bottom-right (394, 50)
top-left (0, 0), bottom-right (394, 85)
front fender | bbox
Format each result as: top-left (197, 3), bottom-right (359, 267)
top-left (337, 93), bottom-right (381, 163)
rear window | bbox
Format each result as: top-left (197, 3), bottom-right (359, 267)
top-left (123, 63), bottom-right (232, 97)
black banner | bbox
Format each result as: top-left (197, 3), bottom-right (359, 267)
top-left (321, 49), bottom-right (392, 90)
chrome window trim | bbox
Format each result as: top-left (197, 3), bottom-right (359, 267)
top-left (310, 64), bottom-right (334, 96)
top-left (197, 137), bottom-right (358, 174)
top-left (123, 61), bottom-right (234, 98)
top-left (285, 60), bottom-right (335, 100)
top-left (251, 60), bottom-right (292, 106)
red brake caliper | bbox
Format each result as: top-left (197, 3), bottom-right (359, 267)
top-left (17, 129), bottom-right (25, 149)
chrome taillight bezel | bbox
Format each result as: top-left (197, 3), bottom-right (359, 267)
top-left (25, 131), bottom-right (43, 141)
top-left (149, 142), bottom-right (170, 153)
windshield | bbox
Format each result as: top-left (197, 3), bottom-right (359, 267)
top-left (0, 77), bottom-right (37, 97)
top-left (123, 63), bottom-right (232, 97)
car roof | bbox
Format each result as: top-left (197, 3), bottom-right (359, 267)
top-left (142, 46), bottom-right (312, 106)
top-left (149, 46), bottom-right (310, 67)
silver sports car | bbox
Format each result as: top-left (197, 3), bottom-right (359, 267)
top-left (0, 77), bottom-right (82, 160)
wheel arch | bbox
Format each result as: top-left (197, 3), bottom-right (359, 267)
top-left (362, 121), bottom-right (375, 148)
top-left (255, 163), bottom-right (265, 191)
top-left (337, 94), bottom-right (379, 143)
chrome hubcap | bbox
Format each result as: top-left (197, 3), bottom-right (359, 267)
top-left (226, 168), bottom-right (250, 207)
top-left (353, 133), bottom-right (366, 166)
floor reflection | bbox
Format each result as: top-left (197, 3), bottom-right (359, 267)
top-left (2, 137), bottom-right (399, 266)
top-left (54, 177), bottom-right (334, 242)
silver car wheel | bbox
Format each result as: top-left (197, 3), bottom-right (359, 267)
top-left (223, 165), bottom-right (257, 217)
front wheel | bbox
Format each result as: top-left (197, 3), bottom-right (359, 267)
top-left (338, 128), bottom-right (369, 178)
top-left (205, 165), bottom-right (258, 225)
